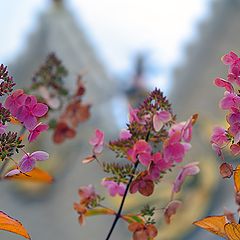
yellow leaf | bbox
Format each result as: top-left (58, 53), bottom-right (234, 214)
top-left (234, 165), bottom-right (240, 192)
top-left (0, 211), bottom-right (31, 239)
top-left (85, 208), bottom-right (115, 217)
top-left (121, 214), bottom-right (145, 224)
top-left (5, 167), bottom-right (53, 184)
top-left (225, 223), bottom-right (240, 240)
top-left (193, 215), bottom-right (227, 238)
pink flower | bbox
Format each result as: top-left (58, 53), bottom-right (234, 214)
top-left (127, 140), bottom-right (152, 166)
top-left (172, 162), bottom-right (200, 193)
top-left (78, 184), bottom-right (97, 204)
top-left (228, 66), bottom-right (240, 85)
top-left (4, 89), bottom-right (27, 116)
top-left (210, 127), bottom-right (228, 147)
top-left (230, 144), bottom-right (240, 156)
top-left (19, 151), bottom-right (49, 173)
top-left (163, 133), bottom-right (191, 163)
top-left (221, 51), bottom-right (238, 65)
top-left (89, 129), bottom-right (104, 154)
top-left (101, 179), bottom-right (126, 197)
top-left (214, 77), bottom-right (234, 93)
top-left (211, 143), bottom-right (224, 159)
top-left (129, 105), bottom-right (144, 124)
top-left (119, 129), bottom-right (132, 140)
top-left (219, 92), bottom-right (240, 110)
top-left (181, 118), bottom-right (193, 143)
top-left (229, 122), bottom-right (240, 143)
top-left (149, 152), bottom-right (173, 180)
top-left (153, 110), bottom-right (171, 132)
top-left (28, 122), bottom-right (48, 142)
top-left (16, 95), bottom-right (48, 130)
top-left (169, 122), bottom-right (185, 137)
top-left (227, 111), bottom-right (240, 125)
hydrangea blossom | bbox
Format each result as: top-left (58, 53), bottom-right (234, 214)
top-left (19, 151), bottom-right (49, 173)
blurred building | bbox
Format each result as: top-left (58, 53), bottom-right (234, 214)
top-left (171, 0), bottom-right (240, 239)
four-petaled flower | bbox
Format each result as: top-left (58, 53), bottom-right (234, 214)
top-left (16, 95), bottom-right (48, 130)
top-left (19, 151), bottom-right (49, 173)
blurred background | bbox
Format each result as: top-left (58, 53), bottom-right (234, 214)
top-left (0, 0), bottom-right (239, 239)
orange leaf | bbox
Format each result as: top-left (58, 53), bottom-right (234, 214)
top-left (191, 113), bottom-right (199, 125)
top-left (10, 117), bottom-right (21, 125)
top-left (4, 167), bottom-right (53, 184)
top-left (225, 223), bottom-right (240, 240)
top-left (0, 211), bottom-right (31, 239)
top-left (234, 165), bottom-right (240, 192)
top-left (193, 215), bottom-right (227, 238)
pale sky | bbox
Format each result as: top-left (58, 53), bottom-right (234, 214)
top-left (0, 0), bottom-right (211, 92)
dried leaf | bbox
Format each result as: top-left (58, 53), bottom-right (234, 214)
top-left (0, 211), bottom-right (31, 239)
top-left (164, 200), bottom-right (182, 224)
top-left (82, 155), bottom-right (95, 164)
top-left (220, 163), bottom-right (233, 178)
top-left (4, 167), bottom-right (53, 184)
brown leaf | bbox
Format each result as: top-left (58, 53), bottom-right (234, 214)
top-left (82, 155), bottom-right (95, 164)
top-left (220, 163), bottom-right (233, 178)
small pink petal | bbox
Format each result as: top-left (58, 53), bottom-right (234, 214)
top-left (31, 151), bottom-right (49, 161)
top-left (173, 162), bottom-right (200, 193)
top-left (32, 103), bottom-right (48, 117)
top-left (5, 169), bottom-right (21, 177)
top-left (221, 51), bottom-right (238, 65)
top-left (230, 144), bottom-right (240, 156)
top-left (28, 122), bottom-right (48, 142)
top-left (214, 77), bottom-right (234, 92)
top-left (153, 114), bottom-right (163, 132)
top-left (82, 155), bottom-right (95, 164)
top-left (19, 156), bottom-right (36, 173)
top-left (23, 115), bottom-right (38, 130)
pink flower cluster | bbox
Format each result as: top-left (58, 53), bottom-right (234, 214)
top-left (5, 89), bottom-right (48, 142)
top-left (128, 117), bottom-right (193, 182)
top-left (212, 51), bottom-right (240, 157)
